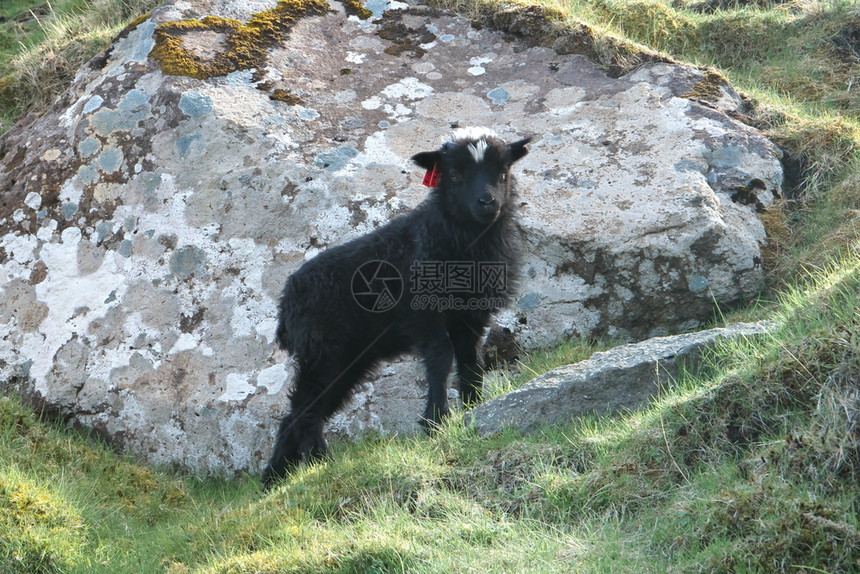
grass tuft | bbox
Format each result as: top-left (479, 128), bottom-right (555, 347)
top-left (0, 0), bottom-right (164, 132)
top-left (0, 466), bottom-right (88, 573)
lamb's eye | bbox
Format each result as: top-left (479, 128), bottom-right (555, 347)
top-left (499, 173), bottom-right (507, 183)
top-left (450, 173), bottom-right (462, 184)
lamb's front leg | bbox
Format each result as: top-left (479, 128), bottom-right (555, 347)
top-left (417, 331), bottom-right (454, 431)
top-left (448, 321), bottom-right (484, 407)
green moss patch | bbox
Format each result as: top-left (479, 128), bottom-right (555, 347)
top-left (0, 472), bottom-right (88, 573)
top-left (150, 0), bottom-right (331, 80)
top-left (680, 68), bottom-right (730, 104)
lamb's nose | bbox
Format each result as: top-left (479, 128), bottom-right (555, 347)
top-left (478, 194), bottom-right (496, 207)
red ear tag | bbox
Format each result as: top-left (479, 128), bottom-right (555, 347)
top-left (422, 163), bottom-right (441, 187)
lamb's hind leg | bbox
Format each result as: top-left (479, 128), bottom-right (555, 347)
top-left (262, 367), bottom-right (328, 489)
top-left (262, 409), bottom-right (325, 489)
top-left (263, 357), bottom-right (339, 489)
top-left (262, 358), bottom-right (369, 489)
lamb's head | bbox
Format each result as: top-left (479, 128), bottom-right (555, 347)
top-left (411, 128), bottom-right (531, 225)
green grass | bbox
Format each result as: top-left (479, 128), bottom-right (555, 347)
top-left (2, 0), bottom-right (860, 572)
top-left (0, 0), bottom-right (162, 131)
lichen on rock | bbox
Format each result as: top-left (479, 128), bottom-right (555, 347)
top-left (340, 0), bottom-right (374, 19)
top-left (268, 87), bottom-right (302, 104)
top-left (681, 69), bottom-right (733, 104)
top-left (150, 0), bottom-right (331, 80)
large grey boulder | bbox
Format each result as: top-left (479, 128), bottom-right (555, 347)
top-left (469, 321), bottom-right (776, 436)
top-left (0, 0), bottom-right (781, 474)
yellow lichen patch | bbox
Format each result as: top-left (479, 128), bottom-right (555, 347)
top-left (340, 0), bottom-right (373, 20)
top-left (150, 16), bottom-right (241, 79)
top-left (150, 0), bottom-right (331, 80)
top-left (681, 69), bottom-right (729, 104)
top-left (269, 88), bottom-right (302, 105)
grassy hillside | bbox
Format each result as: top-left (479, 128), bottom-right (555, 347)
top-left (0, 0), bottom-right (163, 130)
top-left (1, 0), bottom-right (859, 572)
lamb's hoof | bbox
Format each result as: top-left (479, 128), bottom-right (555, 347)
top-left (261, 456), bottom-right (300, 491)
top-left (261, 466), bottom-right (282, 492)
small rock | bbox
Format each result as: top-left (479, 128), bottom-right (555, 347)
top-left (469, 321), bottom-right (776, 436)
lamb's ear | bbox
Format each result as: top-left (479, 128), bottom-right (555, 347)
top-left (411, 151), bottom-right (442, 170)
top-left (508, 137), bottom-right (532, 163)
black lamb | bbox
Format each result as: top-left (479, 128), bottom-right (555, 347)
top-left (262, 128), bottom-right (531, 488)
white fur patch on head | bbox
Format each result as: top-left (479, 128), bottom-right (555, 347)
top-left (448, 126), bottom-right (497, 163)
top-left (449, 126), bottom-right (498, 143)
top-left (467, 140), bottom-right (489, 163)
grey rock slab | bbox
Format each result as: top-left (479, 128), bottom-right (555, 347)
top-left (469, 321), bottom-right (776, 436)
top-left (0, 0), bottom-right (782, 474)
